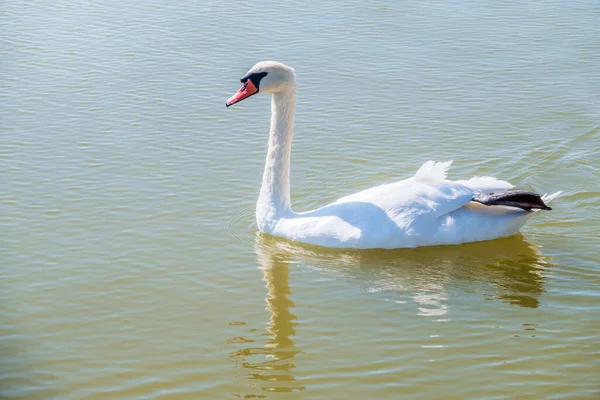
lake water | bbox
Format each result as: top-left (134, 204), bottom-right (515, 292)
top-left (2, 0), bottom-right (599, 398)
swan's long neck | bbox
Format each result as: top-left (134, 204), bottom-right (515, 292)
top-left (256, 87), bottom-right (296, 230)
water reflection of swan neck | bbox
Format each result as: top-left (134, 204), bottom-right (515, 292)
top-left (225, 235), bottom-right (305, 394)
top-left (261, 253), bottom-right (297, 349)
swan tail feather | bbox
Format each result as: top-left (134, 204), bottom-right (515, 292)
top-left (459, 176), bottom-right (514, 194)
top-left (415, 160), bottom-right (453, 182)
top-left (542, 191), bottom-right (562, 204)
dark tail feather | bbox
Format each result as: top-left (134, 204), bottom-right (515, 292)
top-left (472, 190), bottom-right (552, 211)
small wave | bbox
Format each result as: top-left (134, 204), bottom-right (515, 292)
top-left (223, 204), bottom-right (256, 247)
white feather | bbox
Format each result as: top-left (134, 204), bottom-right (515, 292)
top-left (414, 160), bottom-right (453, 182)
top-left (542, 191), bottom-right (562, 203)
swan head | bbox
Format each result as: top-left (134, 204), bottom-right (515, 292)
top-left (226, 61), bottom-right (295, 107)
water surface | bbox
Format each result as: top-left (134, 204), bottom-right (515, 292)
top-left (2, 0), bottom-right (599, 398)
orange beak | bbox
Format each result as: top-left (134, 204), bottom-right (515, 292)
top-left (226, 79), bottom-right (258, 107)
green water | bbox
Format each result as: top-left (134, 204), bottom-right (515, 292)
top-left (2, 0), bottom-right (599, 398)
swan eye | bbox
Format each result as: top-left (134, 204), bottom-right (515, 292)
top-left (240, 71), bottom-right (268, 89)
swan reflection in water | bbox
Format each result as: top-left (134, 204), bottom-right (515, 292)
top-left (228, 235), bottom-right (306, 396)
top-left (229, 233), bottom-right (549, 395)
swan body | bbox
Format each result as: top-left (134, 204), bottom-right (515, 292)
top-left (226, 61), bottom-right (560, 249)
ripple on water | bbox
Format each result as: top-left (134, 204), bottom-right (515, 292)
top-left (227, 320), bottom-right (307, 396)
top-left (223, 204), bottom-right (257, 247)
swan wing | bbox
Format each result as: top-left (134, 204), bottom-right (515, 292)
top-left (334, 161), bottom-right (514, 218)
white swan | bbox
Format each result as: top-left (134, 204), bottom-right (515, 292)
top-left (226, 61), bottom-right (560, 249)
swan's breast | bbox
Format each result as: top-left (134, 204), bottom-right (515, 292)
top-left (273, 215), bottom-right (362, 247)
